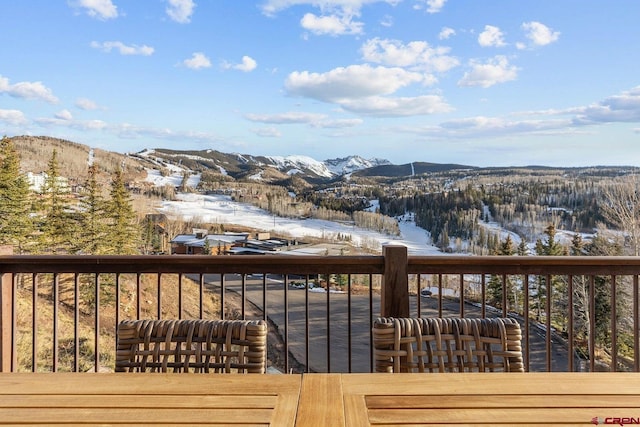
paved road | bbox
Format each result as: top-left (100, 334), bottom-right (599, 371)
top-left (211, 275), bottom-right (576, 373)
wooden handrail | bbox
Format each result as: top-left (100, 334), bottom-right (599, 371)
top-left (2, 246), bottom-right (640, 372)
top-left (0, 254), bottom-right (385, 275)
top-left (2, 253), bottom-right (640, 275)
top-left (408, 255), bottom-right (640, 275)
top-left (0, 246), bottom-right (13, 372)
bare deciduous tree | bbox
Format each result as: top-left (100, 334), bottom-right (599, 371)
top-left (600, 176), bottom-right (640, 255)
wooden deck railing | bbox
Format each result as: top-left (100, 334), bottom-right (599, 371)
top-left (1, 244), bottom-right (639, 373)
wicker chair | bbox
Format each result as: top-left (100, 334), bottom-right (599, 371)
top-left (115, 319), bottom-right (267, 373)
top-left (373, 317), bottom-right (524, 373)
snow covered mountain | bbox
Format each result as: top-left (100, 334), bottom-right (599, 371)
top-left (324, 156), bottom-right (391, 176)
top-left (134, 148), bottom-right (392, 181)
top-left (265, 155), bottom-right (334, 178)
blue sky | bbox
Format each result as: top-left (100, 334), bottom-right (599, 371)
top-left (1, 0), bottom-right (639, 167)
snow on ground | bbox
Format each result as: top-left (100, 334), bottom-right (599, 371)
top-left (144, 168), bottom-right (437, 255)
top-left (144, 169), bottom-right (201, 189)
top-left (149, 170), bottom-right (592, 256)
top-left (479, 220), bottom-right (595, 254)
top-left (157, 193), bottom-right (442, 255)
top-left (479, 221), bottom-right (523, 244)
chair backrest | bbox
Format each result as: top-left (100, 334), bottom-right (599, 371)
top-left (115, 319), bottom-right (267, 373)
top-left (373, 317), bottom-right (524, 373)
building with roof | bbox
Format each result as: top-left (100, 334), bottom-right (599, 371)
top-left (170, 231), bottom-right (248, 255)
top-left (169, 230), bottom-right (308, 255)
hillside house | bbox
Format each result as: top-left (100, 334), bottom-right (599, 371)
top-left (170, 230), bottom-right (304, 255)
top-left (170, 231), bottom-right (248, 255)
top-left (27, 172), bottom-right (69, 193)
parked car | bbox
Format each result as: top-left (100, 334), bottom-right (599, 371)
top-left (420, 288), bottom-right (433, 298)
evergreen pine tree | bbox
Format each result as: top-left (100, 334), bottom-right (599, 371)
top-left (75, 164), bottom-right (108, 254)
top-left (202, 237), bottom-right (211, 255)
top-left (39, 149), bottom-right (75, 253)
top-left (0, 136), bottom-right (33, 253)
top-left (536, 224), bottom-right (567, 256)
top-left (517, 239), bottom-right (528, 256)
top-left (570, 233), bottom-right (585, 256)
top-left (534, 224), bottom-right (568, 326)
top-left (487, 235), bottom-right (517, 310)
top-left (498, 235), bottom-right (516, 255)
top-left (105, 168), bottom-right (138, 254)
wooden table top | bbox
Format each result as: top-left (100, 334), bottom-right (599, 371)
top-left (333, 372), bottom-right (640, 427)
top-left (0, 372), bottom-right (302, 426)
top-left (1, 372), bottom-right (640, 426)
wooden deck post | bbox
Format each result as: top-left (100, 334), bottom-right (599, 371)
top-left (381, 244), bottom-right (409, 318)
top-left (0, 245), bottom-right (13, 372)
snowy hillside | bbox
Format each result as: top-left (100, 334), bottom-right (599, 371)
top-left (158, 192), bottom-right (442, 255)
top-left (136, 146), bottom-right (391, 180)
top-left (145, 164), bottom-right (435, 254)
top-left (324, 156), bottom-right (391, 176)
top-left (266, 155), bottom-right (334, 178)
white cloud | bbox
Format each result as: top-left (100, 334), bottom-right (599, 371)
top-left (55, 110), bottom-right (73, 120)
top-left (285, 64), bottom-right (425, 102)
top-left (438, 27), bottom-right (455, 40)
top-left (35, 116), bottom-right (109, 131)
top-left (522, 21), bottom-right (560, 46)
top-left (380, 14), bottom-right (393, 27)
top-left (572, 86), bottom-right (640, 124)
top-left (260, 0), bottom-right (400, 17)
top-left (478, 25), bottom-right (506, 47)
top-left (76, 98), bottom-right (102, 110)
top-left (31, 113), bottom-right (232, 149)
top-left (361, 37), bottom-right (459, 73)
top-left (237, 56), bottom-right (257, 72)
top-left (425, 0), bottom-right (447, 13)
top-left (260, 0), bottom-right (399, 35)
top-left (69, 0), bottom-right (118, 20)
top-left (251, 127), bottom-right (282, 137)
top-left (0, 109), bottom-right (28, 125)
top-left (314, 118), bottom-right (363, 128)
top-left (395, 86), bottom-right (640, 142)
top-left (458, 56), bottom-right (519, 88)
top-left (433, 115), bottom-right (573, 138)
top-left (182, 52), bottom-right (212, 70)
top-left (78, 119), bottom-right (108, 130)
top-left (284, 64), bottom-right (451, 117)
top-left (112, 123), bottom-right (222, 144)
top-left (245, 112), bottom-right (327, 124)
top-left (0, 75), bottom-right (58, 103)
top-left (245, 111), bottom-right (363, 127)
top-left (222, 56), bottom-right (257, 72)
top-left (441, 116), bottom-right (510, 130)
top-left (90, 41), bottom-right (154, 56)
top-left (413, 0), bottom-right (446, 13)
top-left (166, 0), bottom-right (196, 24)
top-left (339, 94), bottom-right (452, 116)
top-left (300, 12), bottom-right (363, 35)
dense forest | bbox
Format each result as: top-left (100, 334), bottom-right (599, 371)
top-left (376, 170), bottom-right (639, 256)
